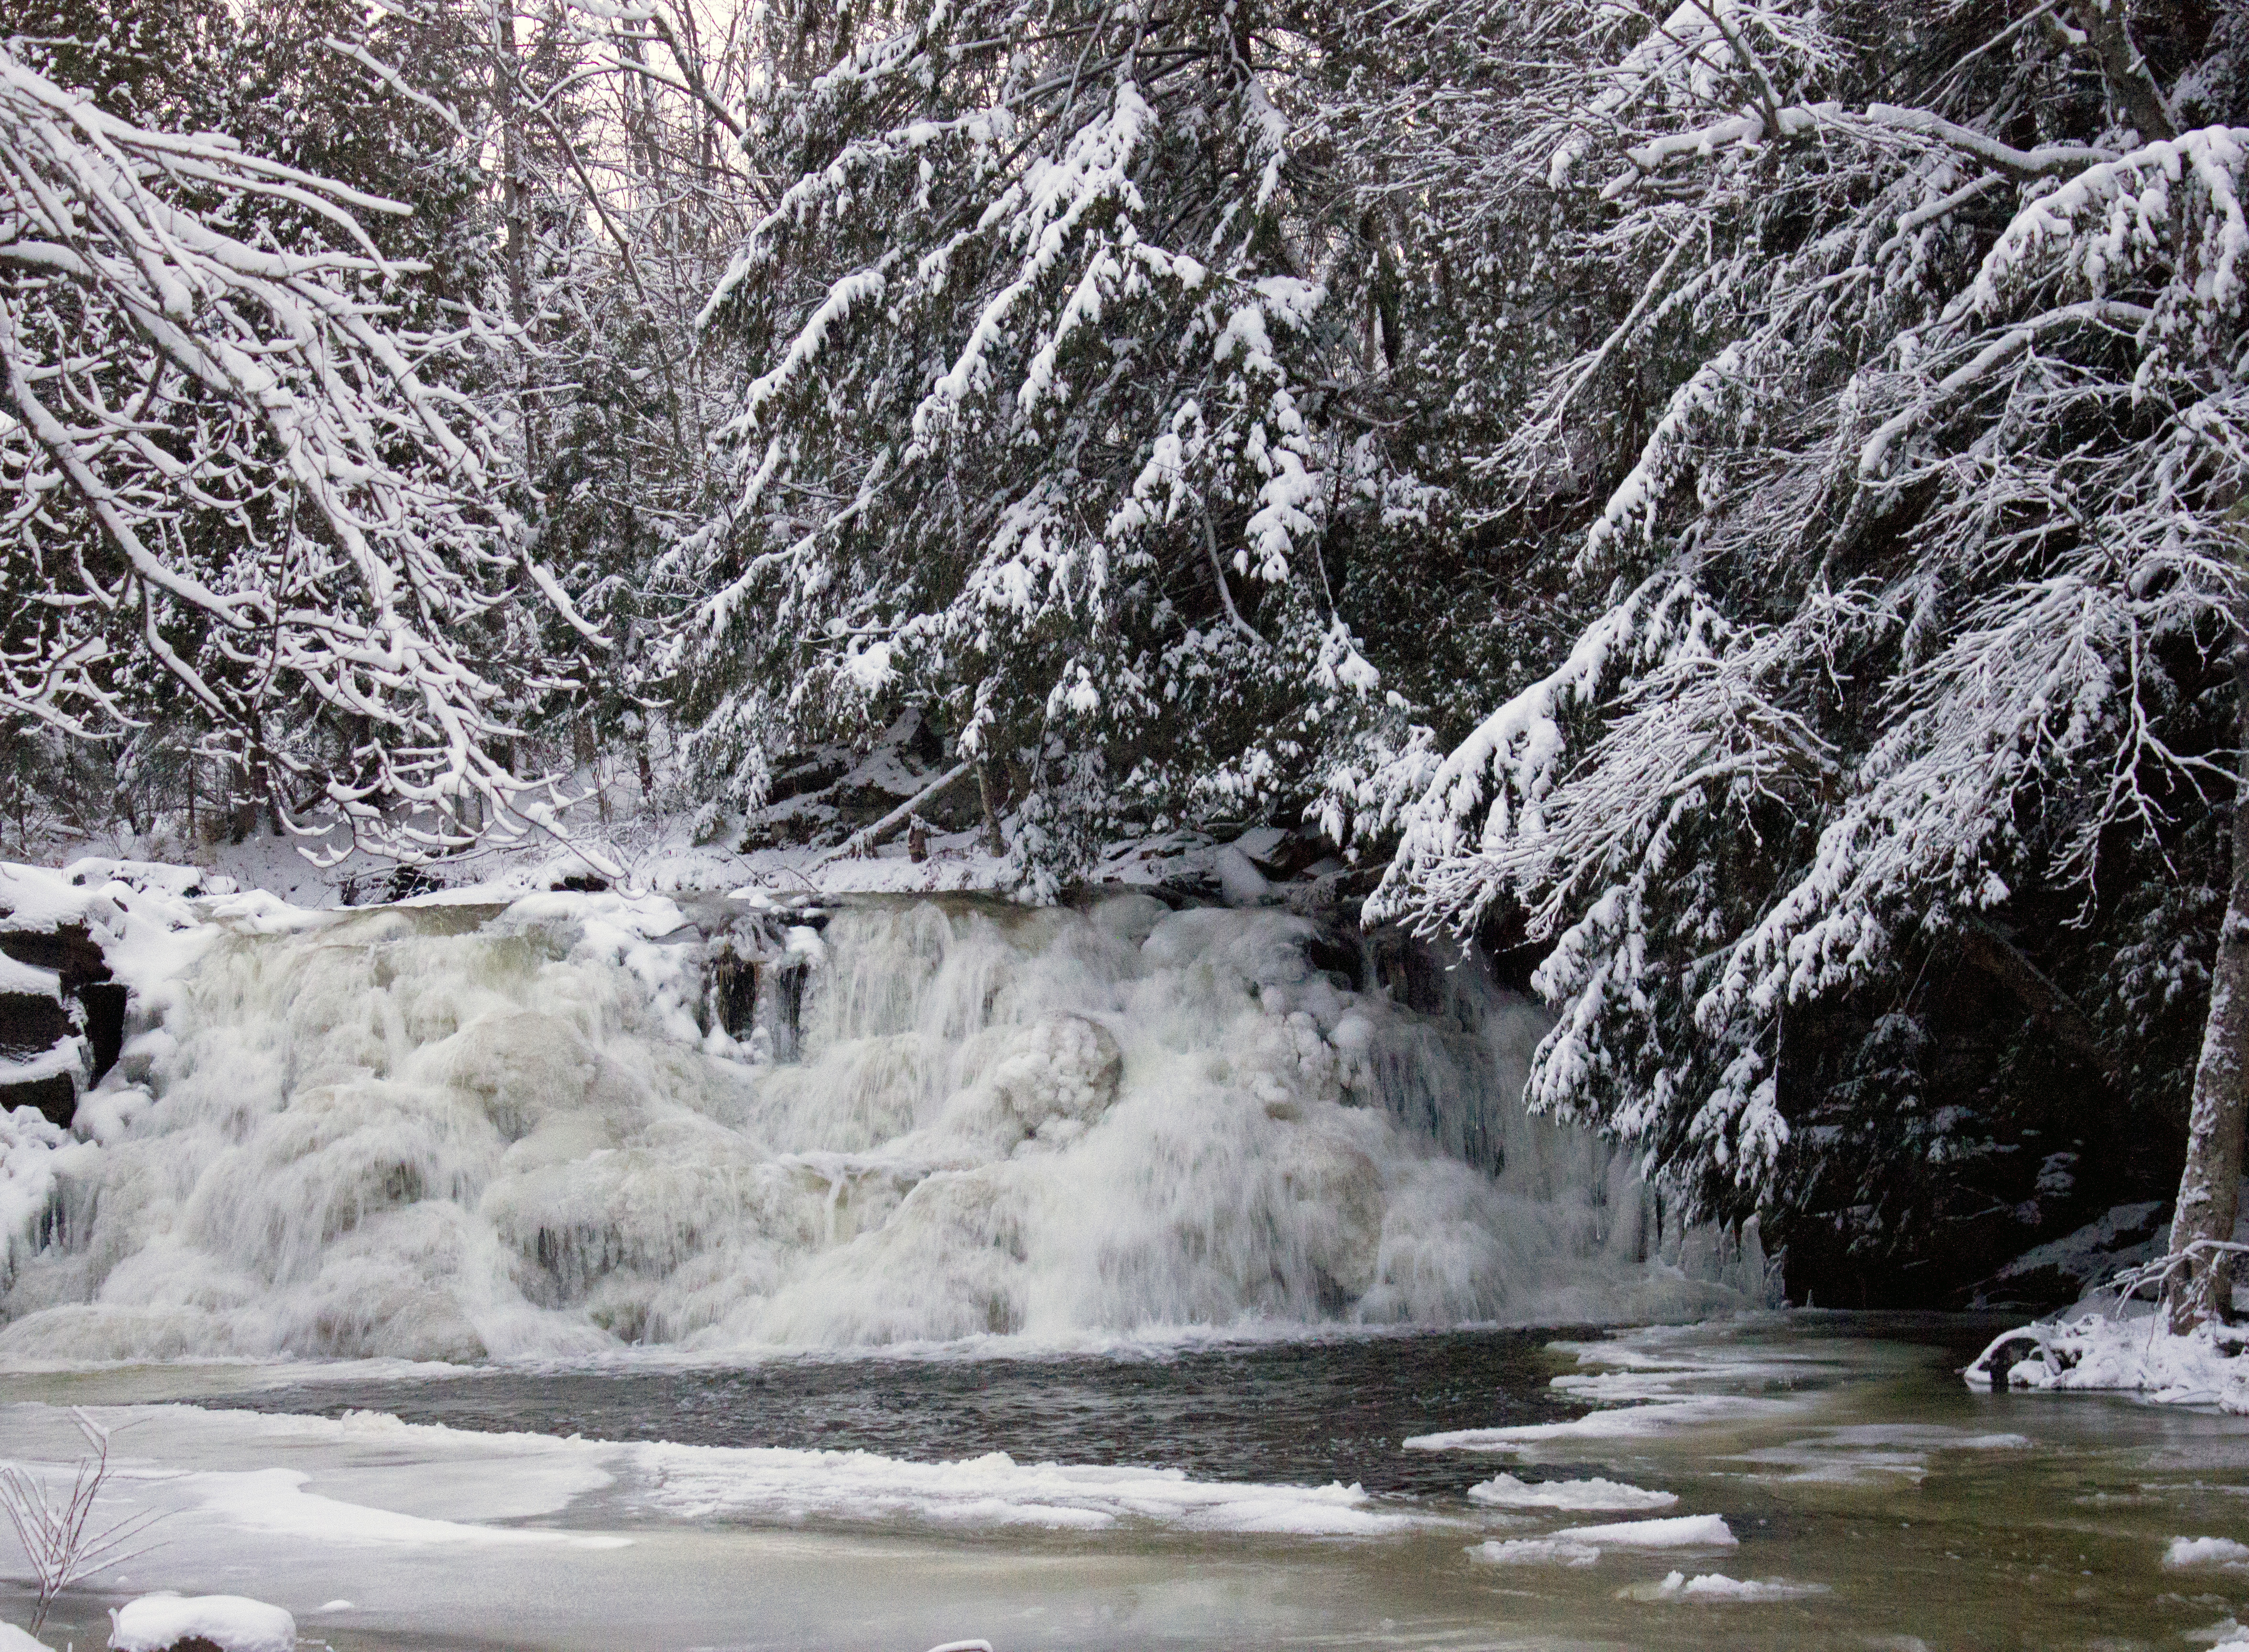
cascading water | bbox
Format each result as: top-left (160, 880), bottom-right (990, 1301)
top-left (0, 890), bottom-right (1763, 1361)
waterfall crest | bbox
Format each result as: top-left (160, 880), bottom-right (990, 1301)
top-left (0, 891), bottom-right (1763, 1361)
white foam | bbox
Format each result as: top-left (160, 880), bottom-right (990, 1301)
top-left (1467, 1472), bottom-right (1676, 1511)
top-left (1551, 1513), bottom-right (1736, 1548)
top-left (109, 1593), bottom-right (295, 1652)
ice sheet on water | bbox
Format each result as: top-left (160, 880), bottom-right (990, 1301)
top-left (631, 1439), bottom-right (1429, 1534)
top-left (1466, 1536), bottom-right (1601, 1566)
top-left (1406, 1396), bottom-right (1771, 1452)
top-left (1727, 1424), bottom-right (2035, 1486)
top-left (1621, 1570), bottom-right (1829, 1602)
top-left (1411, 1322), bottom-right (1850, 1456)
top-left (159, 1465), bottom-right (630, 1548)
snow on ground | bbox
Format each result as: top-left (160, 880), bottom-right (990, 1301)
top-left (10, 714), bottom-right (1272, 913)
top-left (1976, 1201), bottom-right (2168, 1305)
top-left (108, 1594), bottom-right (295, 1652)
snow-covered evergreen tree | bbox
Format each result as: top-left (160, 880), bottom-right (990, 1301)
top-left (669, 0), bottom-right (1393, 887)
top-left (1349, 0), bottom-right (2249, 1290)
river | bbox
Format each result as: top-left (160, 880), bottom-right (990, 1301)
top-left (5, 1311), bottom-right (2245, 1650)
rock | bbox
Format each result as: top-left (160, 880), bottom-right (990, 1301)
top-left (0, 918), bottom-right (127, 1126)
top-left (0, 989), bottom-right (71, 1061)
top-left (0, 1072), bottom-right (76, 1128)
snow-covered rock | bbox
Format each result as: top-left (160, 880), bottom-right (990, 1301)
top-left (1965, 1302), bottom-right (2249, 1412)
top-left (108, 1593), bottom-right (295, 1652)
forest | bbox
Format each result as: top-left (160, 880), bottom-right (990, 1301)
top-left (5, 0), bottom-right (2249, 1311)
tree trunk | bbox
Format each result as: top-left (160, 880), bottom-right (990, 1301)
top-left (494, 1), bottom-right (530, 331)
top-left (976, 761), bottom-right (1007, 859)
top-left (2169, 644), bottom-right (2249, 1333)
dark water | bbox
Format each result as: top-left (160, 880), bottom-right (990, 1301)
top-left (206, 1327), bottom-right (1596, 1496)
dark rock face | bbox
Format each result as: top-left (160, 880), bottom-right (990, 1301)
top-left (0, 919), bottom-right (122, 1127)
top-left (0, 986), bottom-right (71, 1059)
top-left (2, 1071), bottom-right (76, 1127)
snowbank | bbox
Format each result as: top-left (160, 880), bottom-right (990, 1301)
top-left (1965, 1302), bottom-right (2249, 1412)
top-left (108, 1594), bottom-right (295, 1652)
top-left (0, 1624), bottom-right (49, 1652)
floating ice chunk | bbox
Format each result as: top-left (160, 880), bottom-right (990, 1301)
top-left (108, 1593), bottom-right (296, 1652)
top-left (1552, 1513), bottom-right (1736, 1548)
top-left (1468, 1472), bottom-right (1676, 1511)
top-left (2166, 1535), bottom-right (2249, 1570)
top-left (1623, 1570), bottom-right (1830, 1602)
top-left (1467, 1537), bottom-right (1601, 1566)
top-left (316, 1600), bottom-right (355, 1612)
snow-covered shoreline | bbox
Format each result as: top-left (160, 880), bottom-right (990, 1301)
top-left (1966, 1297), bottom-right (2249, 1413)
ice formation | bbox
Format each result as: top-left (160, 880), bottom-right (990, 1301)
top-left (0, 887), bottom-right (1763, 1360)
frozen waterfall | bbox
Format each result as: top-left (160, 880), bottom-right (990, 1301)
top-left (0, 890), bottom-right (1764, 1361)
